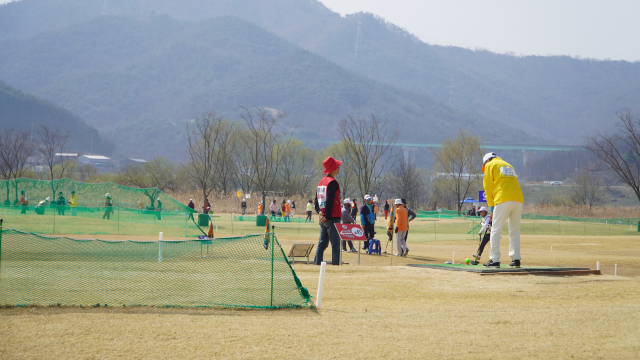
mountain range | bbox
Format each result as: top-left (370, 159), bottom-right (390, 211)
top-left (1, 0), bottom-right (639, 159)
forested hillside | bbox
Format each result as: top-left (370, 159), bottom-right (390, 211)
top-left (0, 81), bottom-right (112, 154)
top-left (2, 0), bottom-right (637, 145)
top-left (0, 15), bottom-right (530, 159)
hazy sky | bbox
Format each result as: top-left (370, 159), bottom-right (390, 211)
top-left (319, 0), bottom-right (640, 61)
top-left (1, 0), bottom-right (638, 61)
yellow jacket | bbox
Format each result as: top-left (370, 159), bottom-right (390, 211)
top-left (69, 195), bottom-right (78, 207)
top-left (482, 157), bottom-right (524, 207)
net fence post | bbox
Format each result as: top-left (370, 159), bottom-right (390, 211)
top-left (271, 226), bottom-right (275, 308)
top-left (0, 219), bottom-right (3, 271)
top-left (158, 232), bottom-right (163, 263)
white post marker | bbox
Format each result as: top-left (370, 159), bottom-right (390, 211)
top-left (452, 252), bottom-right (455, 264)
top-left (316, 262), bottom-right (327, 309)
top-left (551, 246), bottom-right (553, 251)
top-left (596, 261), bottom-right (600, 271)
top-left (158, 232), bottom-right (163, 263)
top-left (615, 264), bottom-right (617, 276)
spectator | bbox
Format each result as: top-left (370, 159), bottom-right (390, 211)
top-left (482, 152), bottom-right (524, 268)
top-left (314, 156), bottom-right (343, 266)
top-left (241, 198), bottom-right (247, 215)
top-left (351, 199), bottom-right (358, 219)
top-left (204, 200), bottom-right (211, 214)
top-left (383, 200), bottom-right (390, 220)
top-left (290, 200), bottom-right (296, 216)
top-left (471, 206), bottom-right (492, 265)
top-left (17, 190), bottom-right (28, 214)
top-left (56, 192), bottom-right (66, 216)
top-left (284, 200), bottom-right (291, 222)
top-left (360, 195), bottom-right (376, 251)
top-left (103, 193), bottom-right (113, 220)
top-left (305, 200), bottom-right (313, 222)
top-left (401, 199), bottom-right (417, 254)
top-left (69, 191), bottom-right (78, 216)
top-left (188, 199), bottom-right (195, 210)
top-left (341, 199), bottom-right (357, 252)
top-left (394, 199), bottom-right (409, 256)
top-left (270, 200), bottom-right (278, 218)
top-left (258, 202), bottom-right (263, 214)
top-left (156, 197), bottom-right (162, 220)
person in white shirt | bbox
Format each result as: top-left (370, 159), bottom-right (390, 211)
top-left (471, 206), bottom-right (492, 265)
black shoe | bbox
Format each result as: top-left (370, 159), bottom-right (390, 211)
top-left (470, 260), bottom-right (479, 265)
top-left (483, 260), bottom-right (500, 268)
top-left (509, 260), bottom-right (521, 268)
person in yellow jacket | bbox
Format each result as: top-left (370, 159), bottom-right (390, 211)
top-left (69, 191), bottom-right (78, 216)
top-left (482, 152), bottom-right (524, 268)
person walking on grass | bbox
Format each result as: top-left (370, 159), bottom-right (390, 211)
top-left (482, 152), bottom-right (524, 268)
top-left (394, 199), bottom-right (409, 256)
top-left (305, 200), bottom-right (313, 222)
top-left (471, 206), bottom-right (492, 265)
top-left (284, 200), bottom-right (292, 222)
top-left (341, 199), bottom-right (357, 253)
top-left (69, 191), bottom-right (78, 216)
top-left (241, 198), bottom-right (247, 215)
top-left (360, 195), bottom-right (376, 251)
top-left (351, 199), bottom-right (358, 219)
top-left (314, 156), bottom-right (343, 266)
top-left (270, 200), bottom-right (278, 219)
top-left (383, 200), bottom-right (390, 220)
top-left (103, 193), bottom-right (113, 220)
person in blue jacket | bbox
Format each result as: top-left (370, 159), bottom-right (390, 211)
top-left (360, 195), bottom-right (376, 251)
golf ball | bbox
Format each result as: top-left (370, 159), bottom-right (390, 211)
top-left (465, 258), bottom-right (471, 264)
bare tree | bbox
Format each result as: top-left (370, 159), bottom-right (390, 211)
top-left (338, 115), bottom-right (399, 198)
top-left (570, 171), bottom-right (606, 210)
top-left (387, 157), bottom-right (426, 208)
top-left (119, 156), bottom-right (181, 207)
top-left (431, 129), bottom-right (485, 214)
top-left (184, 111), bottom-right (233, 211)
top-left (78, 163), bottom-right (99, 182)
top-left (584, 110), bottom-right (640, 203)
top-left (237, 106), bottom-right (293, 214)
top-left (36, 126), bottom-right (71, 199)
top-left (0, 129), bottom-right (33, 204)
top-left (278, 139), bottom-right (318, 197)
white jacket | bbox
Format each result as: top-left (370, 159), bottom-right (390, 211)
top-left (479, 214), bottom-right (492, 236)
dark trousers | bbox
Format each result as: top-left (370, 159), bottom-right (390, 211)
top-left (21, 205), bottom-right (27, 214)
top-left (476, 232), bottom-right (491, 258)
top-left (241, 208), bottom-right (246, 215)
top-left (314, 219), bottom-right (341, 265)
top-left (342, 240), bottom-right (355, 251)
top-left (362, 223), bottom-right (375, 249)
top-left (57, 206), bottom-right (65, 215)
top-left (306, 211), bottom-right (312, 221)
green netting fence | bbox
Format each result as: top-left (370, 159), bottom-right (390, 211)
top-left (0, 178), bottom-right (203, 237)
top-left (234, 215), bottom-right (307, 223)
top-left (0, 226), bottom-right (312, 309)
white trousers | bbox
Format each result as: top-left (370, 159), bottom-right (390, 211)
top-left (396, 230), bottom-right (407, 254)
top-left (489, 201), bottom-right (522, 262)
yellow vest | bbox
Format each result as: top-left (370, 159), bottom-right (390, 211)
top-left (70, 195), bottom-right (78, 207)
top-left (482, 157), bottom-right (524, 207)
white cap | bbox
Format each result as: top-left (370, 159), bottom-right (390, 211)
top-left (478, 206), bottom-right (488, 213)
top-left (287, 200), bottom-right (291, 203)
top-left (364, 195), bottom-right (372, 200)
top-left (483, 152), bottom-right (497, 164)
top-left (343, 198), bottom-right (352, 205)
top-left (105, 193), bottom-right (110, 197)
top-left (394, 199), bottom-right (403, 205)
top-left (190, 199), bottom-right (193, 201)
top-left (45, 197), bottom-right (50, 201)
top-left (157, 198), bottom-right (160, 201)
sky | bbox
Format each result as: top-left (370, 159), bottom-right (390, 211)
top-left (319, 0), bottom-right (640, 61)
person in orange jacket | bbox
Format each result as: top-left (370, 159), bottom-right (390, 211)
top-left (394, 199), bottom-right (409, 256)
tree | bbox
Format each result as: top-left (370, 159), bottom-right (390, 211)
top-left (387, 157), bottom-right (426, 208)
top-left (184, 111), bottom-right (233, 211)
top-left (278, 139), bottom-right (318, 197)
top-left (36, 125), bottom-right (71, 200)
top-left (119, 156), bottom-right (181, 207)
top-left (338, 115), bottom-right (399, 198)
top-left (431, 130), bottom-right (485, 214)
top-left (237, 106), bottom-right (293, 214)
top-left (0, 129), bottom-right (33, 204)
top-left (584, 111), bottom-right (640, 203)
top-left (570, 171), bottom-right (606, 209)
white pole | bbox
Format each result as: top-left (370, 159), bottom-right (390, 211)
top-left (452, 252), bottom-right (455, 264)
top-left (615, 264), bottom-right (617, 276)
top-left (158, 232), bottom-right (163, 263)
top-left (551, 246), bottom-right (552, 251)
top-left (316, 262), bottom-right (327, 309)
top-left (596, 262), bottom-right (600, 271)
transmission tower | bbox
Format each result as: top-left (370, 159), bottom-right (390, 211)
top-left (355, 16), bottom-right (362, 58)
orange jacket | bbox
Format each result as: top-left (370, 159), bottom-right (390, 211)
top-left (395, 206), bottom-right (408, 232)
top-left (258, 204), bottom-right (263, 213)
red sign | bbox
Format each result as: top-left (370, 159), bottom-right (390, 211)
top-left (334, 224), bottom-right (367, 241)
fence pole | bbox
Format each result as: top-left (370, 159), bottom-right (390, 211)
top-left (117, 205), bottom-right (120, 234)
top-left (53, 205), bottom-right (56, 234)
top-left (271, 227), bottom-right (275, 307)
top-left (0, 219), bottom-right (3, 269)
top-left (158, 232), bottom-right (163, 263)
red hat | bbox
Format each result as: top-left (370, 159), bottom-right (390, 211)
top-left (322, 156), bottom-right (342, 175)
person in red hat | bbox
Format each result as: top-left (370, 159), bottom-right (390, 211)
top-left (314, 156), bottom-right (343, 265)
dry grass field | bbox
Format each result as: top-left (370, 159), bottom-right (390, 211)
top-left (2, 218), bottom-right (640, 359)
